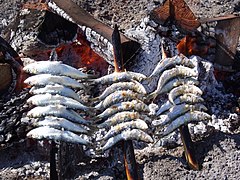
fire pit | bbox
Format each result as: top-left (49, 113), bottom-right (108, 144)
top-left (0, 0), bottom-right (240, 179)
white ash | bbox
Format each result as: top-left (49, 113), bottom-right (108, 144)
top-left (47, 1), bottom-right (75, 23)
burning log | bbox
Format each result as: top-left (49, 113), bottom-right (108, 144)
top-left (214, 17), bottom-right (240, 68)
top-left (0, 63), bottom-right (12, 93)
top-left (3, 6), bottom-right (78, 58)
top-left (49, 0), bottom-right (140, 66)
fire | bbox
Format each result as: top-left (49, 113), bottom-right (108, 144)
top-left (55, 31), bottom-right (109, 76)
top-left (177, 35), bottom-right (211, 57)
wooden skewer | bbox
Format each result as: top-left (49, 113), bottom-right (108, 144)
top-left (179, 126), bottom-right (199, 170)
top-left (112, 25), bottom-right (139, 180)
top-left (50, 141), bottom-right (58, 180)
top-left (161, 45), bottom-right (199, 170)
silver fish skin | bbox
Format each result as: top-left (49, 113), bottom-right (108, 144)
top-left (27, 94), bottom-right (90, 111)
top-left (97, 100), bottom-right (150, 120)
top-left (155, 66), bottom-right (198, 92)
top-left (149, 77), bottom-right (199, 99)
top-left (93, 71), bottom-right (147, 85)
top-left (35, 116), bottom-right (89, 134)
top-left (102, 119), bottom-right (149, 141)
top-left (101, 129), bottom-right (153, 152)
top-left (27, 105), bottom-right (91, 126)
top-left (156, 93), bottom-right (204, 116)
top-left (168, 84), bottom-right (203, 104)
top-left (97, 111), bottom-right (140, 128)
top-left (23, 61), bottom-right (94, 79)
top-left (94, 90), bottom-right (144, 110)
top-left (153, 103), bottom-right (207, 127)
top-left (27, 126), bottom-right (90, 145)
top-left (149, 54), bottom-right (196, 78)
top-left (93, 81), bottom-right (147, 101)
top-left (29, 84), bottom-right (82, 102)
top-left (24, 74), bottom-right (86, 89)
top-left (157, 111), bottom-right (211, 137)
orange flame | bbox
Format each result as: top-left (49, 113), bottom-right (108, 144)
top-left (177, 35), bottom-right (211, 57)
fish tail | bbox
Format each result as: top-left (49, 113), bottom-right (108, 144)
top-left (86, 74), bottom-right (98, 79)
top-left (147, 92), bottom-right (158, 101)
top-left (88, 124), bottom-right (99, 132)
top-left (89, 97), bottom-right (100, 102)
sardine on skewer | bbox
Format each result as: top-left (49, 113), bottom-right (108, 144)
top-left (27, 105), bottom-right (91, 126)
top-left (94, 90), bottom-right (144, 110)
top-left (92, 81), bottom-right (147, 101)
top-left (97, 111), bottom-right (140, 128)
top-left (96, 100), bottom-right (150, 120)
top-left (155, 66), bottom-right (198, 94)
top-left (156, 93), bottom-right (204, 116)
top-left (153, 103), bottom-right (207, 127)
top-left (155, 111), bottom-right (211, 137)
top-left (27, 126), bottom-right (91, 145)
top-left (23, 61), bottom-right (95, 79)
top-left (149, 54), bottom-right (196, 78)
top-left (168, 84), bottom-right (203, 104)
top-left (149, 77), bottom-right (199, 99)
top-left (92, 71), bottom-right (147, 85)
top-left (102, 119), bottom-right (149, 141)
top-left (34, 116), bottom-right (89, 134)
top-left (27, 94), bottom-right (92, 111)
top-left (29, 84), bottom-right (82, 102)
top-left (24, 74), bottom-right (86, 90)
top-left (100, 129), bottom-right (153, 152)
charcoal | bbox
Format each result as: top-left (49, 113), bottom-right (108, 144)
top-left (3, 8), bottom-right (78, 57)
top-left (0, 89), bottom-right (30, 145)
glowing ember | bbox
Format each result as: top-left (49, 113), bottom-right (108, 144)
top-left (55, 31), bottom-right (109, 76)
top-left (177, 35), bottom-right (212, 57)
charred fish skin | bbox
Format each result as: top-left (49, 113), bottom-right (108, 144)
top-left (153, 103), bottom-right (208, 127)
top-left (27, 126), bottom-right (90, 145)
top-left (102, 119), bottom-right (149, 141)
top-left (29, 84), bottom-right (82, 102)
top-left (34, 116), bottom-right (89, 134)
top-left (156, 111), bottom-right (211, 137)
top-left (155, 66), bottom-right (198, 93)
top-left (97, 111), bottom-right (140, 128)
top-left (27, 94), bottom-right (91, 111)
top-left (168, 84), bottom-right (203, 105)
top-left (96, 100), bottom-right (150, 120)
top-left (156, 93), bottom-right (204, 116)
top-left (27, 105), bottom-right (91, 126)
top-left (23, 61), bottom-right (95, 79)
top-left (24, 74), bottom-right (86, 90)
top-left (93, 81), bottom-right (147, 101)
top-left (93, 71), bottom-right (147, 85)
top-left (149, 54), bottom-right (196, 78)
top-left (94, 90), bottom-right (145, 110)
top-left (149, 77), bottom-right (199, 99)
top-left (101, 129), bottom-right (153, 152)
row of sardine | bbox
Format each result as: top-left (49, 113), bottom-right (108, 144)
top-left (92, 71), bottom-right (153, 152)
top-left (150, 55), bottom-right (211, 138)
top-left (24, 60), bottom-right (95, 145)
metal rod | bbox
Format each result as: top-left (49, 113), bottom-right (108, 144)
top-left (179, 125), bottom-right (199, 170)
